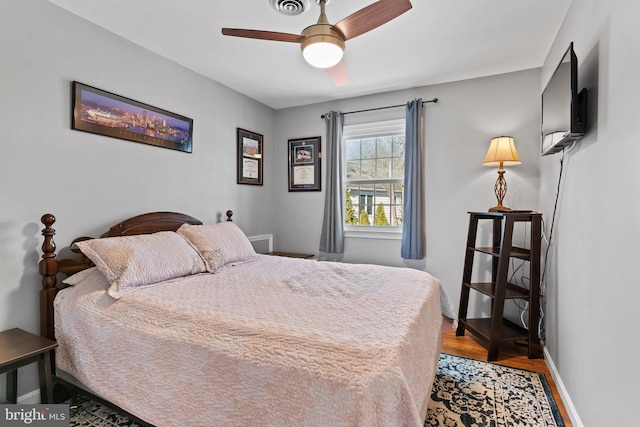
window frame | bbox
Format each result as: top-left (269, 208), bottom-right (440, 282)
top-left (342, 119), bottom-right (405, 239)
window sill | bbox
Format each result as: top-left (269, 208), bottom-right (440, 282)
top-left (344, 226), bottom-right (402, 240)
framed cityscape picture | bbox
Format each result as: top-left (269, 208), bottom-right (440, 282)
top-left (288, 136), bottom-right (321, 191)
top-left (237, 128), bottom-right (263, 185)
top-left (71, 81), bottom-right (193, 153)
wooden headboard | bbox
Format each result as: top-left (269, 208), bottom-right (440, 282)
top-left (38, 210), bottom-right (233, 341)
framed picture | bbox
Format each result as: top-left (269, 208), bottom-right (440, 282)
top-left (288, 136), bottom-right (321, 192)
top-left (72, 81), bottom-right (193, 153)
top-left (237, 128), bottom-right (263, 185)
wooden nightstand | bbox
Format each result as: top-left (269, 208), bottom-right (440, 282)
top-left (0, 328), bottom-right (57, 403)
top-left (268, 251), bottom-right (315, 259)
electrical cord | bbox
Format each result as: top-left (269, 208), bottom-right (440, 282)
top-left (507, 223), bottom-right (530, 329)
top-left (539, 141), bottom-right (577, 339)
top-left (542, 140), bottom-right (576, 282)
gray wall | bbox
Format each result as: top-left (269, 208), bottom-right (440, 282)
top-left (273, 70), bottom-right (543, 322)
top-left (0, 0), bottom-right (276, 399)
top-left (539, 0), bottom-right (639, 425)
top-left (0, 0), bottom-right (545, 398)
top-left (4, 1), bottom-right (634, 424)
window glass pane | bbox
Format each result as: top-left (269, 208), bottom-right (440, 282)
top-left (345, 186), bottom-right (360, 225)
top-left (390, 205), bottom-right (403, 226)
top-left (377, 136), bottom-right (392, 157)
top-left (360, 159), bottom-right (376, 180)
top-left (393, 183), bottom-right (404, 204)
top-left (373, 203), bottom-right (391, 226)
top-left (375, 158), bottom-right (391, 179)
top-left (346, 139), bottom-right (361, 161)
top-left (391, 183), bottom-right (404, 226)
top-left (361, 138), bottom-right (376, 159)
top-left (359, 184), bottom-right (374, 225)
top-left (373, 183), bottom-right (390, 206)
top-left (393, 136), bottom-right (405, 157)
top-left (392, 157), bottom-right (404, 178)
top-left (346, 160), bottom-right (360, 180)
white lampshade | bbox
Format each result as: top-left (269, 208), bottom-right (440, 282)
top-left (302, 39), bottom-right (344, 68)
top-left (482, 136), bottom-right (521, 167)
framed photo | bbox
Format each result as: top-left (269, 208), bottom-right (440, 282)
top-left (288, 136), bottom-right (321, 192)
top-left (72, 81), bottom-right (193, 153)
top-left (237, 128), bottom-right (263, 185)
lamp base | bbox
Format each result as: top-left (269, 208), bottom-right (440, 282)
top-left (489, 167), bottom-right (510, 213)
top-left (489, 206), bottom-right (511, 212)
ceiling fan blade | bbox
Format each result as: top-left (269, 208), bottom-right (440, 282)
top-left (326, 60), bottom-right (350, 87)
top-left (221, 28), bottom-right (304, 43)
top-left (333, 0), bottom-right (412, 40)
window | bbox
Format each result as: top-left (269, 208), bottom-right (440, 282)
top-left (343, 119), bottom-right (405, 229)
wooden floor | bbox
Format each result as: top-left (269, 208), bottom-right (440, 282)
top-left (442, 329), bottom-right (572, 426)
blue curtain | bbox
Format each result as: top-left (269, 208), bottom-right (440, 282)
top-left (401, 99), bottom-right (425, 259)
top-left (319, 111), bottom-right (345, 257)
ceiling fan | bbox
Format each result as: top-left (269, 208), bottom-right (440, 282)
top-left (221, 0), bottom-right (412, 86)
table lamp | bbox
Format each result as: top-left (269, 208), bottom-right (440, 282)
top-left (482, 136), bottom-right (521, 211)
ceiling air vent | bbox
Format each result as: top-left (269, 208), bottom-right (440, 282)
top-left (270, 0), bottom-right (309, 16)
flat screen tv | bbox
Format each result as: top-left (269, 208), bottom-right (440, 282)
top-left (541, 42), bottom-right (587, 156)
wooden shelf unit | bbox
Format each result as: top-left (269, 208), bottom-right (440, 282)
top-left (456, 211), bottom-right (543, 361)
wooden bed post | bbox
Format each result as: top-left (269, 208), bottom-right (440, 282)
top-left (36, 210), bottom-right (230, 342)
top-left (39, 214), bottom-right (59, 341)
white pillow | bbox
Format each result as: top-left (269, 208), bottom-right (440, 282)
top-left (62, 267), bottom-right (106, 286)
top-left (177, 222), bottom-right (256, 272)
top-left (75, 231), bottom-right (206, 299)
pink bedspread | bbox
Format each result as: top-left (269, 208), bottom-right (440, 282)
top-left (55, 255), bottom-right (442, 426)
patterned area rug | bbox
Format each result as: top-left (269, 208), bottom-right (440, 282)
top-left (68, 353), bottom-right (564, 426)
top-left (69, 397), bottom-right (144, 427)
top-left (427, 353), bottom-right (565, 426)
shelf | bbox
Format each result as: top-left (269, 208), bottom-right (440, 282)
top-left (473, 246), bottom-right (531, 260)
top-left (457, 211), bottom-right (542, 361)
top-left (464, 282), bottom-right (530, 299)
top-left (467, 211), bottom-right (539, 220)
top-left (459, 318), bottom-right (527, 342)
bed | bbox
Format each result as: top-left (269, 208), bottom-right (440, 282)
top-left (38, 211), bottom-right (444, 427)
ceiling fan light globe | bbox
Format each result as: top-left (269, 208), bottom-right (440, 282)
top-left (302, 40), bottom-right (343, 68)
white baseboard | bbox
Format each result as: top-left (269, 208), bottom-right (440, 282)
top-left (17, 389), bottom-right (41, 404)
top-left (544, 347), bottom-right (584, 427)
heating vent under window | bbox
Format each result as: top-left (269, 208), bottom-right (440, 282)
top-left (247, 234), bottom-right (274, 254)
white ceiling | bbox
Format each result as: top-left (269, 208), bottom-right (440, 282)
top-left (47, 0), bottom-right (571, 110)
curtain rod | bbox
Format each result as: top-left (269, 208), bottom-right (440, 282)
top-left (320, 98), bottom-right (438, 119)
